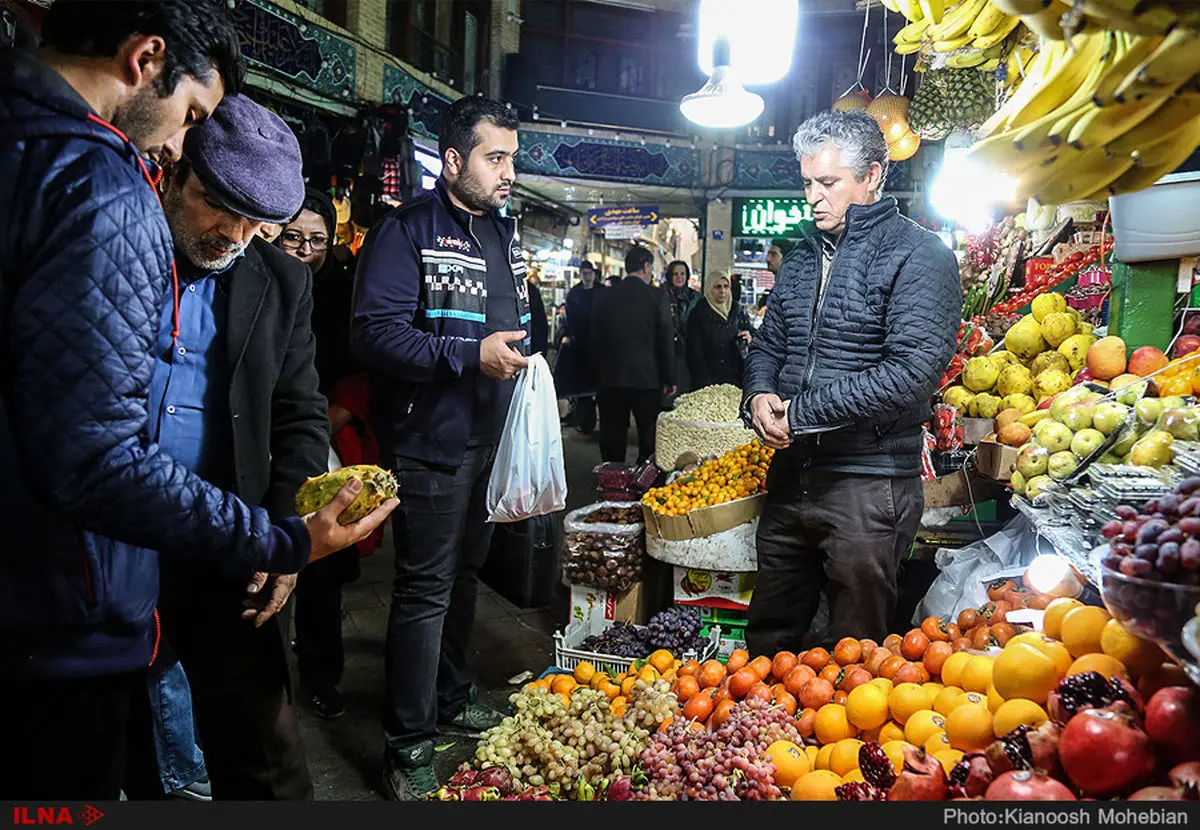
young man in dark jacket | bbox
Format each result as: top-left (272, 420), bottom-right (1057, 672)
top-left (118, 94), bottom-right (333, 801)
top-left (0, 2), bottom-right (392, 800)
top-left (590, 246), bottom-right (677, 464)
top-left (351, 96), bottom-right (529, 801)
top-left (742, 110), bottom-right (960, 653)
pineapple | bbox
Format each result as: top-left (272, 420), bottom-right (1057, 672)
top-left (294, 464), bottom-right (398, 525)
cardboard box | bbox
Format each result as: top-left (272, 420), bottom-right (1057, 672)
top-left (963, 418), bottom-right (994, 445)
top-left (976, 438), bottom-right (1020, 481)
top-left (673, 567), bottom-right (756, 610)
top-left (642, 494), bottom-right (765, 542)
top-left (924, 471), bottom-right (971, 508)
top-left (697, 605), bottom-right (749, 626)
top-left (568, 582), bottom-right (654, 636)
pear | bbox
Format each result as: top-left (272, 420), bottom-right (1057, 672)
top-left (1130, 433), bottom-right (1174, 467)
top-left (1161, 408), bottom-right (1200, 442)
top-left (1048, 451), bottom-right (1079, 480)
top-left (1036, 422), bottom-right (1074, 454)
top-left (1071, 428), bottom-right (1107, 459)
top-left (1010, 469), bottom-right (1027, 496)
top-left (1092, 402), bottom-right (1130, 436)
top-left (1060, 401), bottom-right (1095, 432)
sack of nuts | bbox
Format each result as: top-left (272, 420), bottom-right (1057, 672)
top-left (561, 502), bottom-right (645, 593)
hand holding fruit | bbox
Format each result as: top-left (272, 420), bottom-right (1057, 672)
top-left (301, 475), bottom-right (399, 563)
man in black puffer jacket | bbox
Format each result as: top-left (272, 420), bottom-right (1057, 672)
top-left (742, 111), bottom-right (960, 652)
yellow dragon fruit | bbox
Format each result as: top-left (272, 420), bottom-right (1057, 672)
top-left (294, 464), bottom-right (397, 525)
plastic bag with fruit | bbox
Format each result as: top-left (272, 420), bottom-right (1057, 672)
top-left (932, 403), bottom-right (966, 453)
top-left (487, 354), bottom-right (568, 522)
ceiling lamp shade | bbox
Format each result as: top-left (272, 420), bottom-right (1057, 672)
top-left (697, 0), bottom-right (798, 86)
top-left (681, 38), bottom-right (764, 129)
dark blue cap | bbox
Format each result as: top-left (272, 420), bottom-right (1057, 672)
top-left (183, 94), bottom-right (304, 224)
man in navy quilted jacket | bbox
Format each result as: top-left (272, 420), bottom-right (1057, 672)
top-left (742, 110), bottom-right (960, 654)
top-left (0, 1), bottom-right (394, 800)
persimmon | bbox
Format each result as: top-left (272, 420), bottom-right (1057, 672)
top-left (923, 641), bottom-right (954, 676)
top-left (1028, 594), bottom-right (1054, 611)
top-left (749, 655), bottom-right (773, 681)
top-left (987, 579), bottom-right (1017, 602)
top-left (882, 633), bottom-right (904, 655)
top-left (799, 678), bottom-right (835, 709)
top-left (894, 661), bottom-right (925, 686)
top-left (697, 660), bottom-right (726, 689)
top-left (864, 648), bottom-right (890, 676)
top-left (774, 690), bottom-right (799, 716)
top-left (772, 651), bottom-right (799, 681)
top-left (945, 623), bottom-right (961, 642)
top-left (834, 638), bottom-right (863, 666)
top-left (957, 608), bottom-right (979, 631)
top-left (819, 663), bottom-right (843, 685)
top-left (833, 690), bottom-right (848, 705)
top-left (970, 625), bottom-right (994, 651)
top-left (714, 682), bottom-right (735, 704)
top-left (859, 639), bottom-right (879, 661)
top-left (729, 667), bottom-right (759, 698)
top-left (879, 655), bottom-right (907, 680)
top-left (658, 717), bottom-right (675, 733)
top-left (678, 659), bottom-right (700, 678)
top-left (746, 682), bottom-right (773, 704)
top-left (711, 698), bottom-right (737, 727)
top-left (921, 616), bottom-right (951, 642)
top-left (841, 667), bottom-right (873, 692)
top-left (796, 707), bottom-right (818, 738)
top-left (952, 637), bottom-right (972, 652)
top-left (726, 649), bottom-right (750, 673)
top-left (675, 675), bottom-right (701, 701)
top-left (683, 691), bottom-right (714, 722)
top-left (784, 665), bottom-right (817, 697)
top-left (901, 630), bottom-right (931, 660)
top-left (802, 648), bottom-right (831, 671)
top-left (989, 622), bottom-right (1016, 647)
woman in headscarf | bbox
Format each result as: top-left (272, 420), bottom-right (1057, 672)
top-left (686, 271), bottom-right (754, 389)
top-left (665, 260), bottom-right (699, 394)
top-left (277, 187), bottom-right (379, 721)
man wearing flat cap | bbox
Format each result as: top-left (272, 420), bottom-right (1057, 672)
top-left (120, 94), bottom-right (328, 800)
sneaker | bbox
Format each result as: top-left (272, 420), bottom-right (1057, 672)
top-left (438, 688), bottom-right (503, 735)
top-left (381, 742), bottom-right (438, 802)
top-left (170, 776), bottom-right (212, 802)
top-left (306, 687), bottom-right (346, 719)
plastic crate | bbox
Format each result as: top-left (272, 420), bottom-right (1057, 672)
top-left (551, 620), bottom-right (721, 676)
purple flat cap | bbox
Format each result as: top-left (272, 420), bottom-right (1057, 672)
top-left (183, 94), bottom-right (304, 224)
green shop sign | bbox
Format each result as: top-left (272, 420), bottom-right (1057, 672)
top-left (733, 197), bottom-right (813, 238)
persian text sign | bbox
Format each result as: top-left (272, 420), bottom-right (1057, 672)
top-left (587, 205), bottom-right (660, 228)
top-left (733, 197), bottom-right (813, 238)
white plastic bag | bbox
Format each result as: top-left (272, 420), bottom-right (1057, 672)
top-left (487, 354), bottom-right (568, 522)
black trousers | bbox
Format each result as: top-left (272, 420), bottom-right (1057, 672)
top-left (573, 396), bottom-right (596, 434)
top-left (746, 449), bottom-right (924, 656)
top-left (294, 547), bottom-right (360, 693)
top-left (384, 446), bottom-right (496, 758)
top-left (0, 669), bottom-right (141, 800)
top-left (597, 387), bottom-right (661, 464)
top-left (144, 567), bottom-right (313, 800)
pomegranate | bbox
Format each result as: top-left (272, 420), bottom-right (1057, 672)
top-left (887, 745), bottom-right (949, 801)
top-left (447, 768), bottom-right (481, 787)
top-left (859, 742), bottom-right (896, 790)
top-left (1145, 686), bottom-right (1200, 765)
top-left (1169, 761), bottom-right (1200, 791)
top-left (836, 781), bottom-right (888, 801)
top-left (1048, 671), bottom-right (1143, 723)
top-left (986, 721), bottom-right (1061, 777)
top-left (985, 770), bottom-right (1077, 801)
top-left (1128, 784), bottom-right (1199, 801)
top-left (1059, 704), bottom-right (1156, 798)
top-left (948, 752), bottom-right (994, 799)
top-left (604, 776), bottom-right (633, 801)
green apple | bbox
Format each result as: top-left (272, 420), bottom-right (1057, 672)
top-left (1048, 451), bottom-right (1079, 480)
top-left (1050, 386), bottom-right (1090, 421)
top-left (1060, 401), bottom-right (1096, 431)
top-left (1036, 422), bottom-right (1074, 454)
top-left (1092, 402), bottom-right (1130, 436)
top-left (1025, 475), bottom-right (1053, 499)
top-left (1136, 397), bottom-right (1165, 427)
top-left (1116, 380), bottom-right (1148, 407)
top-left (1071, 428), bottom-right (1106, 459)
top-left (1016, 443), bottom-right (1050, 478)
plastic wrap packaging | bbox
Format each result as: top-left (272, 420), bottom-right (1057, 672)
top-left (561, 502), bottom-right (645, 593)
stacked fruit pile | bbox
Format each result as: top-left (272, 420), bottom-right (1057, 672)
top-left (942, 294), bottom-right (1094, 420)
top-left (957, 216), bottom-right (1029, 321)
top-left (641, 441), bottom-right (773, 517)
top-left (578, 608), bottom-right (707, 659)
top-left (967, 17), bottom-right (1200, 204)
top-left (985, 240), bottom-right (1113, 317)
top-left (890, 0), bottom-right (1021, 65)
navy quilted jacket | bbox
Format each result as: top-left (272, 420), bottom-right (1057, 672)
top-left (742, 198), bottom-right (960, 477)
top-left (0, 52), bottom-right (306, 679)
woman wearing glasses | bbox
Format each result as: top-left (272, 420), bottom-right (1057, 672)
top-left (277, 188), bottom-right (383, 720)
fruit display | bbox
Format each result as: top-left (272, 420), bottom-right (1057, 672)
top-left (909, 67), bottom-right (998, 141)
top-left (563, 502), bottom-right (645, 593)
top-left (966, 21), bottom-right (1200, 204)
top-left (985, 239), bottom-right (1114, 317)
top-left (641, 441), bottom-right (774, 516)
top-left (579, 608), bottom-right (706, 659)
top-left (293, 464), bottom-right (397, 524)
top-left (655, 384), bottom-right (756, 471)
top-left (939, 321), bottom-right (996, 391)
top-left (889, 0), bottom-right (1021, 68)
top-left (958, 216), bottom-right (1029, 321)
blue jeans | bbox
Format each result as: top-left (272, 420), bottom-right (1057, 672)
top-left (147, 660), bottom-right (206, 793)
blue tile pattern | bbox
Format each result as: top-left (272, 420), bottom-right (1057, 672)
top-left (733, 148), bottom-right (914, 192)
top-left (382, 64), bottom-right (453, 140)
top-left (232, 0), bottom-right (356, 101)
top-left (517, 132), bottom-right (700, 186)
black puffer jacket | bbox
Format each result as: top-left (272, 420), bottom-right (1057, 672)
top-left (742, 198), bottom-right (960, 477)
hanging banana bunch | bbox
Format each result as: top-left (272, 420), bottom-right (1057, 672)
top-left (891, 0), bottom-right (1023, 71)
top-left (989, 0), bottom-right (1200, 40)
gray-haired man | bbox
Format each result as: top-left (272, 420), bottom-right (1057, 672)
top-left (741, 110), bottom-right (960, 653)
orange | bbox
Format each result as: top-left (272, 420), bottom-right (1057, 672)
top-left (940, 652), bottom-right (973, 688)
top-left (828, 738), bottom-right (865, 777)
top-left (869, 677), bottom-right (894, 695)
top-left (986, 682), bottom-right (1006, 714)
top-left (904, 709), bottom-right (947, 747)
top-left (804, 745), bottom-right (820, 768)
top-left (573, 660), bottom-right (596, 686)
top-left (889, 682), bottom-right (929, 724)
top-left (1100, 618), bottom-right (1164, 677)
top-left (945, 703), bottom-right (994, 752)
top-left (924, 731), bottom-right (952, 756)
top-left (649, 649), bottom-right (675, 674)
top-left (638, 665), bottom-right (660, 685)
top-left (992, 642), bottom-right (1060, 704)
top-left (959, 691), bottom-right (988, 710)
top-left (589, 671), bottom-right (612, 691)
top-left (881, 740), bottom-right (914, 772)
top-left (551, 674), bottom-right (578, 695)
top-left (1007, 633), bottom-right (1072, 676)
top-left (1059, 605), bottom-right (1111, 658)
top-left (840, 768), bottom-right (865, 784)
top-left (992, 698), bottom-right (1049, 738)
top-left (933, 686), bottom-right (966, 716)
top-left (1043, 598), bottom-right (1084, 640)
top-left (814, 744), bottom-right (835, 771)
top-left (765, 740), bottom-right (810, 788)
top-left (878, 721), bottom-right (907, 744)
top-left (814, 703), bottom-right (856, 745)
top-left (1067, 653), bottom-right (1127, 679)
top-left (790, 770), bottom-right (842, 801)
top-left (960, 656), bottom-right (995, 693)
top-left (934, 749), bottom-right (965, 775)
top-left (846, 682), bottom-right (890, 731)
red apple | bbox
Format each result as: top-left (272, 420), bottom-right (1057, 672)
top-left (1074, 368), bottom-right (1095, 386)
top-left (1172, 335), bottom-right (1200, 360)
top-left (1185, 313), bottom-right (1200, 337)
top-left (1128, 346), bottom-right (1169, 378)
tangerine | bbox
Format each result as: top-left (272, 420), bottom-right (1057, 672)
top-left (932, 686), bottom-right (966, 716)
top-left (557, 692), bottom-right (572, 707)
top-left (986, 682), bottom-right (1005, 714)
top-left (923, 641), bottom-right (954, 677)
top-left (1099, 618), bottom-right (1163, 678)
top-left (726, 649), bottom-right (750, 673)
top-left (960, 655), bottom-right (995, 693)
top-left (799, 678), bottom-right (835, 709)
top-left (1007, 633), bottom-right (1072, 676)
top-left (881, 740), bottom-right (914, 772)
top-left (1042, 598), bottom-right (1084, 641)
top-left (879, 721), bottom-right (907, 744)
top-left (889, 682), bottom-right (928, 724)
top-left (901, 630), bottom-right (931, 660)
top-left (814, 703), bottom-right (855, 745)
top-left (1059, 605), bottom-right (1111, 658)
top-left (589, 671), bottom-right (611, 691)
top-left (829, 739), bottom-right (865, 777)
top-left (879, 655), bottom-right (907, 680)
top-left (790, 770), bottom-right (841, 801)
top-left (796, 707), bottom-right (817, 738)
top-left (729, 667), bottom-right (759, 698)
top-left (945, 703), bottom-right (994, 751)
top-left (1067, 653), bottom-right (1127, 679)
top-left (765, 740), bottom-right (810, 788)
top-left (649, 649), bottom-right (675, 674)
top-left (992, 698), bottom-right (1049, 737)
top-left (904, 709), bottom-right (947, 746)
top-left (772, 651), bottom-right (799, 681)
top-left (924, 731), bottom-right (952, 756)
top-left (784, 665), bottom-right (817, 697)
top-left (803, 648), bottom-right (831, 671)
top-left (846, 682), bottom-right (890, 731)
top-left (697, 660), bottom-right (726, 689)
top-left (573, 661), bottom-right (596, 686)
top-left (834, 638), bottom-right (863, 666)
top-left (814, 744), bottom-right (835, 771)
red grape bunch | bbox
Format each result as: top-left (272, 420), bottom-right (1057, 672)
top-left (1100, 476), bottom-right (1200, 585)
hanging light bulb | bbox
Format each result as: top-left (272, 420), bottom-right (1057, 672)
top-left (680, 37), bottom-right (764, 129)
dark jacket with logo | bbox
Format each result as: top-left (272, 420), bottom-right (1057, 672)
top-left (350, 179), bottom-right (531, 467)
top-left (741, 198), bottom-right (960, 477)
top-left (0, 51), bottom-right (306, 679)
